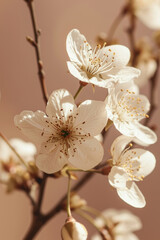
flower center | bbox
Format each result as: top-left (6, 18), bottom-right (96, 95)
top-left (118, 147), bottom-right (145, 182)
top-left (61, 129), bottom-right (70, 138)
top-left (115, 89), bottom-right (149, 122)
top-left (81, 41), bottom-right (116, 77)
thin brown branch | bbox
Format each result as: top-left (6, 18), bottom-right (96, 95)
top-left (23, 161), bottom-right (109, 239)
top-left (23, 171), bottom-right (93, 240)
top-left (126, 4), bottom-right (137, 66)
top-left (24, 190), bottom-right (36, 207)
top-left (0, 132), bottom-right (28, 167)
top-left (107, 5), bottom-right (128, 44)
top-left (33, 173), bottom-right (48, 214)
top-left (24, 0), bottom-right (48, 104)
top-left (144, 57), bottom-right (160, 126)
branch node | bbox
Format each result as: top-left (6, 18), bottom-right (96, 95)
top-left (37, 29), bottom-right (41, 36)
top-left (26, 36), bottom-right (36, 47)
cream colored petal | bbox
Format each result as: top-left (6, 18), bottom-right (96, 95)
top-left (91, 234), bottom-right (102, 240)
top-left (115, 233), bottom-right (139, 240)
top-left (107, 67), bottom-right (141, 83)
top-left (46, 89), bottom-right (77, 120)
top-left (117, 182), bottom-right (146, 208)
top-left (133, 122), bottom-right (157, 145)
top-left (111, 135), bottom-right (133, 164)
top-left (102, 45), bottom-right (131, 67)
top-left (68, 137), bottom-right (104, 170)
top-left (73, 100), bottom-right (108, 136)
top-left (9, 138), bottom-right (36, 163)
top-left (94, 134), bottom-right (103, 143)
top-left (89, 76), bottom-right (113, 88)
top-left (36, 147), bottom-right (67, 174)
top-left (67, 61), bottom-right (89, 83)
top-left (110, 80), bottom-right (139, 96)
top-left (108, 166), bottom-right (128, 189)
top-left (135, 59), bottom-right (157, 87)
top-left (121, 149), bottom-right (156, 180)
top-left (111, 210), bottom-right (142, 234)
top-left (14, 110), bottom-right (52, 145)
top-left (66, 29), bottom-right (91, 65)
top-left (136, 3), bottom-right (160, 30)
top-left (114, 121), bottom-right (136, 137)
top-left (0, 139), bottom-right (13, 162)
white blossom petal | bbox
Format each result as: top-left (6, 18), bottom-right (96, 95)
top-left (135, 59), bottom-right (157, 87)
top-left (68, 137), bottom-right (104, 170)
top-left (110, 210), bottom-right (142, 234)
top-left (108, 80), bottom-right (139, 96)
top-left (73, 100), bottom-right (108, 136)
top-left (46, 89), bottom-right (77, 120)
top-left (121, 149), bottom-right (156, 180)
top-left (36, 149), bottom-right (67, 174)
top-left (107, 67), bottom-right (141, 83)
top-left (100, 45), bottom-right (130, 67)
top-left (91, 234), bottom-right (102, 240)
top-left (114, 121), bottom-right (136, 137)
top-left (117, 182), bottom-right (146, 208)
top-left (67, 61), bottom-right (89, 83)
top-left (115, 233), bottom-right (139, 240)
top-left (133, 122), bottom-right (157, 145)
top-left (66, 29), bottom-right (91, 65)
top-left (108, 166), bottom-right (128, 189)
top-left (9, 138), bottom-right (36, 163)
top-left (135, 2), bottom-right (160, 30)
top-left (14, 111), bottom-right (52, 145)
top-left (111, 135), bottom-right (133, 164)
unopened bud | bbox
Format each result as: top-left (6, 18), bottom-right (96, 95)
top-left (63, 193), bottom-right (87, 211)
top-left (61, 217), bottom-right (88, 240)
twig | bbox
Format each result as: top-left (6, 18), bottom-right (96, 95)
top-left (33, 173), bottom-right (48, 214)
top-left (107, 5), bottom-right (128, 44)
top-left (24, 190), bottom-right (36, 207)
top-left (23, 160), bottom-right (109, 239)
top-left (23, 171), bottom-right (93, 240)
top-left (0, 132), bottom-right (28, 168)
top-left (144, 57), bottom-right (160, 126)
top-left (24, 0), bottom-right (49, 104)
top-left (126, 2), bottom-right (137, 66)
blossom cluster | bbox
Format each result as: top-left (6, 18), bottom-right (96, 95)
top-left (0, 7), bottom-right (159, 237)
top-left (91, 208), bottom-right (142, 240)
top-left (0, 138), bottom-right (40, 199)
top-left (12, 29), bottom-right (157, 209)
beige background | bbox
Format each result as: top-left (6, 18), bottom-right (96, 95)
top-left (0, 0), bottom-right (160, 239)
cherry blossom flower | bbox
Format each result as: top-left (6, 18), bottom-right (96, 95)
top-left (133, 0), bottom-right (160, 30)
top-left (105, 81), bottom-right (157, 145)
top-left (92, 208), bottom-right (142, 240)
top-left (107, 135), bottom-right (156, 208)
top-left (66, 29), bottom-right (140, 88)
top-left (14, 89), bottom-right (108, 174)
top-left (0, 138), bottom-right (38, 193)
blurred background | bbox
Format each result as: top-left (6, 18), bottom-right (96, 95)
top-left (0, 0), bottom-right (160, 239)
